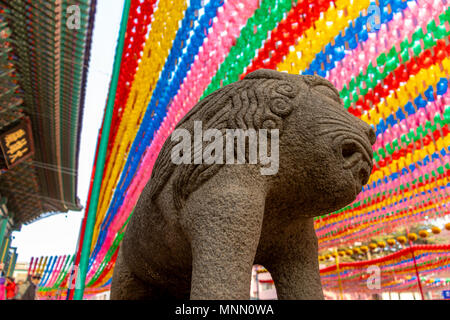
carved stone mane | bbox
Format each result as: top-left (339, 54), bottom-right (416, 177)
top-left (148, 70), bottom-right (341, 210)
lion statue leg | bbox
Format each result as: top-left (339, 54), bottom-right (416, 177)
top-left (111, 246), bottom-right (156, 300)
top-left (182, 178), bottom-right (266, 300)
top-left (261, 217), bottom-right (324, 300)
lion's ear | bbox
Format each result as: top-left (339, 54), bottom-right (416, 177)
top-left (244, 69), bottom-right (289, 81)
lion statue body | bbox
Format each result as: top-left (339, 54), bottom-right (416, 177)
top-left (111, 69), bottom-right (376, 300)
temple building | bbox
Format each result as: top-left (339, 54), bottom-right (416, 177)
top-left (0, 0), bottom-right (96, 276)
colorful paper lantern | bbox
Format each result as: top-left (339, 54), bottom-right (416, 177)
top-left (387, 239), bottom-right (396, 246)
top-left (61, 0), bottom-right (450, 294)
top-left (432, 226), bottom-right (441, 234)
top-left (419, 230), bottom-right (428, 238)
top-left (397, 236), bottom-right (407, 244)
top-left (408, 233), bottom-right (418, 242)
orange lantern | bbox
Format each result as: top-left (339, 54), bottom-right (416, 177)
top-left (431, 226), bottom-right (441, 234)
top-left (377, 241), bottom-right (386, 248)
top-left (387, 239), bottom-right (396, 246)
top-left (397, 236), bottom-right (407, 244)
top-left (445, 223), bottom-right (450, 231)
top-left (418, 230), bottom-right (428, 238)
top-left (407, 233), bottom-right (418, 241)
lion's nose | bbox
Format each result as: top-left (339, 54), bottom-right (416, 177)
top-left (366, 126), bottom-right (376, 145)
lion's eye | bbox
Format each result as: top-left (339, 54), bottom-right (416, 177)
top-left (313, 85), bottom-right (341, 104)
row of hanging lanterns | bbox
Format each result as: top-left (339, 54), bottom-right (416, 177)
top-left (319, 223), bottom-right (450, 261)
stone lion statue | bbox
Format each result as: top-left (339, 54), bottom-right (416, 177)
top-left (111, 69), bottom-right (376, 300)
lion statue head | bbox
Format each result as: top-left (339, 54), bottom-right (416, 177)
top-left (149, 69), bottom-right (376, 217)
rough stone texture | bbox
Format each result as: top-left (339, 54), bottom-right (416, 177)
top-left (111, 69), bottom-right (376, 300)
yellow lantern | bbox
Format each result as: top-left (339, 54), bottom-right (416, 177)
top-left (369, 243), bottom-right (377, 250)
top-left (377, 241), bottom-right (386, 248)
top-left (418, 230), bottom-right (428, 238)
top-left (353, 247), bottom-right (361, 254)
top-left (397, 236), bottom-right (407, 244)
top-left (387, 239), bottom-right (396, 246)
top-left (346, 249), bottom-right (353, 256)
top-left (319, 256), bottom-right (325, 262)
top-left (431, 226), bottom-right (441, 234)
top-left (325, 254), bottom-right (331, 260)
top-left (338, 251), bottom-right (345, 257)
top-left (360, 246), bottom-right (369, 253)
top-left (407, 233), bottom-right (418, 241)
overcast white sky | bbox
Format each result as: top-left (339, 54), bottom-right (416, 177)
top-left (11, 0), bottom-right (125, 263)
